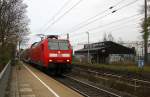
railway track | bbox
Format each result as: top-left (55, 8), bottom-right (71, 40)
top-left (24, 62), bottom-right (147, 97)
top-left (25, 63), bottom-right (124, 97)
top-left (70, 66), bottom-right (150, 97)
top-left (73, 66), bottom-right (150, 86)
top-left (56, 75), bottom-right (122, 97)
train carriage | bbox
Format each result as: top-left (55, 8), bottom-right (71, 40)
top-left (27, 35), bottom-right (73, 75)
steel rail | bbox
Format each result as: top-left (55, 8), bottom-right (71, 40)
top-left (74, 67), bottom-right (150, 84)
top-left (64, 75), bottom-right (122, 97)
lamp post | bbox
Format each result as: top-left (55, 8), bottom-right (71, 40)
top-left (86, 32), bottom-right (90, 63)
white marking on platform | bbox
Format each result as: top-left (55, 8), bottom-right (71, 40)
top-left (20, 84), bottom-right (30, 87)
top-left (22, 64), bottom-right (60, 97)
top-left (20, 88), bottom-right (32, 92)
top-left (21, 94), bottom-right (36, 97)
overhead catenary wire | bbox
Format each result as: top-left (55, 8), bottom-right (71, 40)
top-left (71, 24), bottom-right (141, 42)
top-left (112, 0), bottom-right (126, 7)
top-left (37, 0), bottom-right (72, 33)
top-left (111, 0), bottom-right (139, 13)
top-left (65, 0), bottom-right (126, 34)
top-left (60, 0), bottom-right (140, 36)
top-left (68, 9), bottom-right (110, 32)
top-left (99, 20), bottom-right (141, 35)
top-left (116, 0), bottom-right (139, 10)
top-left (43, 0), bottom-right (84, 33)
top-left (63, 13), bottom-right (142, 38)
top-left (108, 23), bottom-right (141, 32)
top-left (70, 12), bottom-right (113, 33)
top-left (87, 13), bottom-right (143, 32)
top-left (70, 14), bottom-right (143, 38)
top-left (70, 23), bottom-right (141, 47)
top-left (43, 0), bottom-right (125, 36)
top-left (92, 24), bottom-right (141, 43)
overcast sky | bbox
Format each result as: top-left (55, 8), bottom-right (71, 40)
top-left (24, 0), bottom-right (143, 49)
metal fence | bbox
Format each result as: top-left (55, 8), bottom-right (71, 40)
top-left (0, 61), bottom-right (11, 97)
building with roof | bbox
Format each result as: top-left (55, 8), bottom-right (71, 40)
top-left (74, 41), bottom-right (136, 64)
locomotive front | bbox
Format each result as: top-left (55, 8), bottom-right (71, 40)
top-left (48, 39), bottom-right (72, 64)
top-left (46, 35), bottom-right (73, 74)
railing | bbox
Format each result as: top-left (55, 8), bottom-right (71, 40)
top-left (0, 61), bottom-right (11, 97)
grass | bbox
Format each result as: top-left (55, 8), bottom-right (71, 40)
top-left (73, 61), bottom-right (150, 74)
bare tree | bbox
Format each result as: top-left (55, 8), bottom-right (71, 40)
top-left (103, 32), bottom-right (107, 41)
top-left (107, 33), bottom-right (114, 41)
top-left (0, 0), bottom-right (29, 64)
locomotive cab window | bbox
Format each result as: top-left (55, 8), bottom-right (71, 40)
top-left (48, 39), bottom-right (69, 50)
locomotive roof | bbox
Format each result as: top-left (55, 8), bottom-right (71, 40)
top-left (47, 35), bottom-right (58, 39)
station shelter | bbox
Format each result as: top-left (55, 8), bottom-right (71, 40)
top-left (74, 41), bottom-right (136, 64)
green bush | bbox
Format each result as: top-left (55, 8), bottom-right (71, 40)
top-left (0, 44), bottom-right (16, 69)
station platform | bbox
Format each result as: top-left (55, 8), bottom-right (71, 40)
top-left (9, 63), bottom-right (83, 97)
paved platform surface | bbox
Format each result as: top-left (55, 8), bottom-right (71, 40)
top-left (9, 63), bottom-right (84, 97)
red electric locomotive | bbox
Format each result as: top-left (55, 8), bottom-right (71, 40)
top-left (28, 35), bottom-right (73, 75)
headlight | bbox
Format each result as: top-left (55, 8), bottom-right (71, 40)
top-left (62, 54), bottom-right (70, 57)
top-left (49, 54), bottom-right (57, 57)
